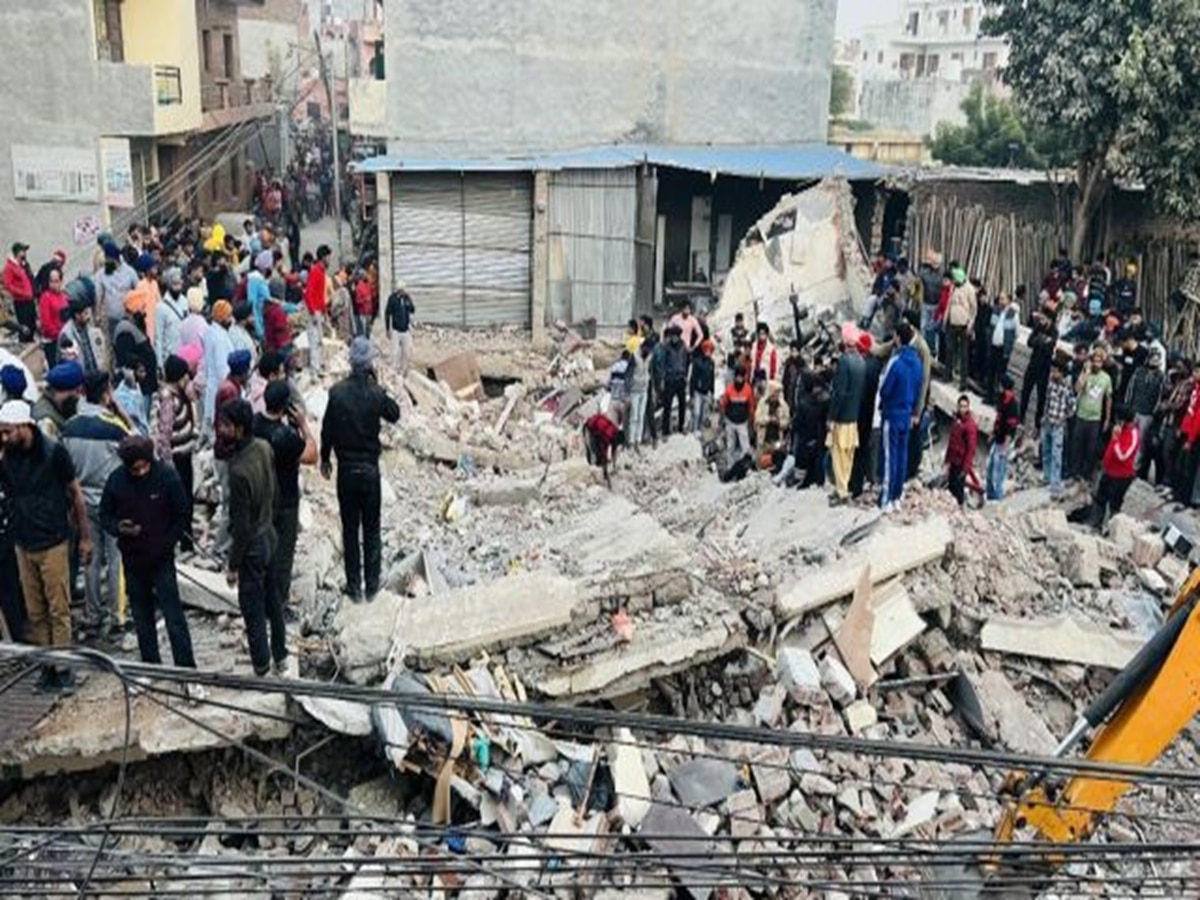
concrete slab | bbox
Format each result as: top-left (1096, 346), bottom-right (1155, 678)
top-left (547, 495), bottom-right (690, 579)
top-left (335, 591), bottom-right (406, 685)
top-left (177, 563), bottom-right (240, 615)
top-left (535, 619), bottom-right (744, 701)
top-left (296, 694), bottom-right (373, 736)
top-left (776, 516), bottom-right (954, 619)
top-left (0, 672), bottom-right (290, 777)
top-left (981, 614), bottom-right (1144, 670)
top-left (609, 727), bottom-right (652, 828)
top-left (395, 571), bottom-right (582, 666)
top-left (870, 582), bottom-right (927, 666)
top-left (639, 803), bottom-right (721, 900)
top-left (970, 670), bottom-right (1057, 756)
top-left (739, 488), bottom-right (880, 559)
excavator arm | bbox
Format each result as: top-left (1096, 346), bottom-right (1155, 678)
top-left (995, 566), bottom-right (1200, 845)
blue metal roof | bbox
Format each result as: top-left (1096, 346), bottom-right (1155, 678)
top-left (353, 143), bottom-right (888, 181)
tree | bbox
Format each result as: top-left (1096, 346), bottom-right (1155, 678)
top-left (928, 81), bottom-right (1070, 170)
top-left (829, 66), bottom-right (854, 119)
top-left (984, 0), bottom-right (1200, 260)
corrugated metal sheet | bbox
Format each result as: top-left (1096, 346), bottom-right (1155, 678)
top-left (391, 173), bottom-right (532, 327)
top-left (548, 169), bottom-right (638, 326)
top-left (358, 143), bottom-right (888, 181)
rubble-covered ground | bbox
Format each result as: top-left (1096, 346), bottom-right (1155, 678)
top-left (3, 324), bottom-right (1200, 898)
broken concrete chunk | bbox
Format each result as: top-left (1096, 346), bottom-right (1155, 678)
top-left (981, 614), bottom-right (1144, 670)
top-left (1138, 567), bottom-right (1168, 595)
top-left (789, 748), bottom-right (822, 774)
top-left (834, 566), bottom-right (877, 688)
top-left (295, 694), bottom-right (373, 737)
top-left (776, 516), bottom-right (953, 618)
top-left (638, 803), bottom-right (720, 900)
top-left (843, 699), bottom-right (878, 735)
top-left (1105, 513), bottom-right (1142, 555)
top-left (723, 788), bottom-right (763, 839)
top-left (749, 747), bottom-right (791, 805)
top-left (870, 584), bottom-right (927, 666)
top-left (799, 772), bottom-right (838, 797)
top-left (890, 791), bottom-right (940, 838)
top-left (609, 728), bottom-right (652, 829)
top-left (668, 758), bottom-right (741, 809)
top-left (753, 683), bottom-right (786, 727)
top-left (1132, 533), bottom-right (1166, 569)
top-left (819, 655), bottom-right (857, 705)
top-left (970, 670), bottom-right (1057, 756)
top-left (1062, 535), bottom-right (1101, 588)
top-left (776, 647), bottom-right (822, 695)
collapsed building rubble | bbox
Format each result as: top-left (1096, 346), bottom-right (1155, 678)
top-left (3, 325), bottom-right (1200, 896)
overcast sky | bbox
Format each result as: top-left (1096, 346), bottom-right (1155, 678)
top-left (836, 0), bottom-right (902, 36)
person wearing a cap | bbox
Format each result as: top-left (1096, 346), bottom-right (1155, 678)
top-left (60, 372), bottom-right (130, 638)
top-left (383, 278), bottom-right (415, 378)
top-left (689, 339), bottom-right (716, 434)
top-left (126, 252), bottom-right (160, 346)
top-left (32, 361), bottom-right (85, 440)
top-left (99, 434), bottom-right (198, 674)
top-left (849, 329), bottom-right (881, 498)
top-left (305, 245), bottom-right (333, 375)
top-left (352, 261), bottom-right (380, 339)
top-left (220, 398), bottom-right (292, 676)
top-left (254, 379), bottom-right (317, 612)
top-left (3, 242), bottom-right (36, 342)
top-left (320, 337), bottom-right (401, 603)
top-left (156, 267), bottom-right (189, 369)
top-left (212, 349), bottom-right (254, 559)
top-left (202, 300), bottom-right (235, 439)
top-left (153, 355), bottom-right (199, 553)
top-left (37, 267), bottom-right (70, 369)
top-left (180, 286), bottom-right (209, 353)
top-left (96, 241), bottom-right (139, 344)
top-left (1, 365), bottom-right (28, 404)
top-left (59, 282), bottom-right (102, 377)
top-left (0, 398), bottom-right (91, 693)
top-left (113, 289), bottom-right (158, 416)
top-left (826, 322), bottom-right (868, 504)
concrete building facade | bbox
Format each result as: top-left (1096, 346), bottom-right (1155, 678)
top-left (0, 0), bottom-right (153, 261)
top-left (381, 0), bottom-right (838, 156)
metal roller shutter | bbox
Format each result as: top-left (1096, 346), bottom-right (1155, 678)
top-left (391, 172), bottom-right (532, 327)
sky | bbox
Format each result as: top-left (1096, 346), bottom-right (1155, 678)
top-left (836, 0), bottom-right (902, 36)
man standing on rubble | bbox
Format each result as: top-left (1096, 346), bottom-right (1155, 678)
top-left (877, 322), bottom-right (923, 512)
top-left (221, 399), bottom-right (291, 677)
top-left (321, 337), bottom-right (400, 603)
top-left (0, 399), bottom-right (90, 693)
top-left (827, 323), bottom-right (867, 504)
top-left (659, 325), bottom-right (689, 436)
top-left (254, 382), bottom-right (317, 610)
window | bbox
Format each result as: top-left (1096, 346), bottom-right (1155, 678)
top-left (906, 11), bottom-right (919, 35)
top-left (229, 153), bottom-right (240, 198)
top-left (223, 33), bottom-right (234, 79)
top-left (937, 10), bottom-right (950, 34)
top-left (927, 54), bottom-right (941, 74)
top-left (983, 51), bottom-right (998, 70)
top-left (154, 66), bottom-right (183, 105)
top-left (963, 6), bottom-right (974, 32)
top-left (862, 51), bottom-right (868, 61)
top-left (95, 0), bottom-right (124, 62)
top-left (877, 51), bottom-right (884, 64)
top-left (202, 30), bottom-right (212, 73)
top-left (916, 54), bottom-right (926, 77)
top-left (899, 53), bottom-right (915, 72)
top-left (950, 52), bottom-right (963, 62)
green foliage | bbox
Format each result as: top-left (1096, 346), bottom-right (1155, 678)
top-left (928, 82), bottom-right (1070, 169)
top-left (830, 67), bottom-right (854, 119)
top-left (983, 0), bottom-right (1200, 222)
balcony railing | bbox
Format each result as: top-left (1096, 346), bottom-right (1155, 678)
top-left (201, 77), bottom-right (274, 114)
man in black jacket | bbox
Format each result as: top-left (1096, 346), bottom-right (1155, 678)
top-left (321, 337), bottom-right (400, 603)
top-left (827, 324), bottom-right (868, 503)
top-left (384, 284), bottom-right (415, 378)
top-left (1022, 308), bottom-right (1057, 430)
top-left (100, 435), bottom-right (196, 670)
top-left (222, 399), bottom-right (289, 677)
top-left (659, 326), bottom-right (688, 436)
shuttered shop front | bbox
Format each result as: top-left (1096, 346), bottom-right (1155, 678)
top-left (390, 172), bottom-right (532, 327)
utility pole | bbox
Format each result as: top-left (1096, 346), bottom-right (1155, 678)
top-left (314, 28), bottom-right (344, 256)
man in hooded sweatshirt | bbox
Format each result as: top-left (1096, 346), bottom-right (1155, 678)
top-left (877, 322), bottom-right (924, 511)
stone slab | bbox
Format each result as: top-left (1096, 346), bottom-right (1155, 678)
top-left (971, 670), bottom-right (1057, 756)
top-left (639, 803), bottom-right (721, 900)
top-left (669, 758), bottom-right (741, 809)
top-left (547, 496), bottom-right (690, 579)
top-left (1, 673), bottom-right (290, 777)
top-left (535, 621), bottom-right (743, 700)
top-left (609, 728), bottom-right (652, 828)
top-left (394, 571), bottom-right (581, 666)
top-left (335, 591), bottom-right (406, 685)
top-left (981, 614), bottom-right (1144, 670)
top-left (739, 488), bottom-right (880, 559)
top-left (777, 517), bottom-right (954, 619)
top-left (870, 583), bottom-right (927, 666)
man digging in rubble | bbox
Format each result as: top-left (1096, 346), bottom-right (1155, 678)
top-left (321, 337), bottom-right (400, 604)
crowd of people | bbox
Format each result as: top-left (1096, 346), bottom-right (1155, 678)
top-left (0, 218), bottom-right (412, 695)
top-left (589, 246), bottom-right (1196, 532)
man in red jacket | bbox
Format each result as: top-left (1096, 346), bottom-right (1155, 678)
top-left (1091, 406), bottom-right (1140, 528)
top-left (943, 394), bottom-right (979, 506)
top-left (3, 242), bottom-right (35, 342)
top-left (304, 245), bottom-right (331, 374)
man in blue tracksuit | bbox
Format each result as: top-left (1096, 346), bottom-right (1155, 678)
top-left (877, 322), bottom-right (925, 511)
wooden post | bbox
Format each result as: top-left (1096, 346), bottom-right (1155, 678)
top-left (530, 170), bottom-right (550, 347)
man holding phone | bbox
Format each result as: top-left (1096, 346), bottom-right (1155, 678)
top-left (253, 381), bottom-right (317, 611)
